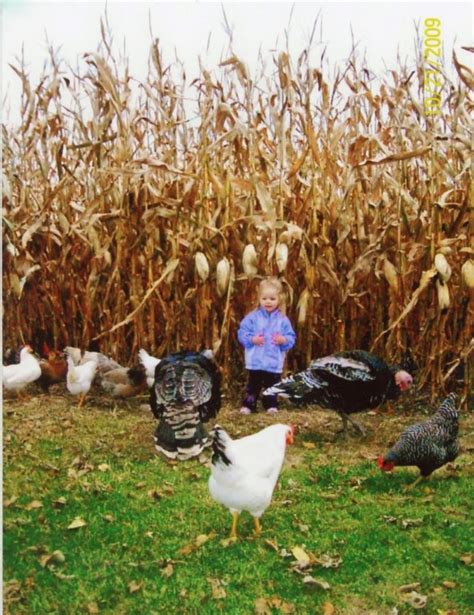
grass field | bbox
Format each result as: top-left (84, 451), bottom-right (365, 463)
top-left (3, 391), bottom-right (474, 614)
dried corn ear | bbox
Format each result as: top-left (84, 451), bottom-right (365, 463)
top-left (434, 253), bottom-right (452, 283)
top-left (436, 279), bottom-right (450, 310)
top-left (242, 244), bottom-right (258, 277)
top-left (216, 257), bottom-right (231, 297)
top-left (383, 258), bottom-right (399, 292)
top-left (195, 251), bottom-right (210, 282)
top-left (461, 259), bottom-right (474, 289)
top-left (275, 242), bottom-right (288, 272)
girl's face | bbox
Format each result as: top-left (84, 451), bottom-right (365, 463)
top-left (259, 288), bottom-right (279, 313)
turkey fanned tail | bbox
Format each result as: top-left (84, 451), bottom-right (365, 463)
top-left (149, 350), bottom-right (221, 460)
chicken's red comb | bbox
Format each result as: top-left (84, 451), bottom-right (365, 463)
top-left (377, 455), bottom-right (385, 468)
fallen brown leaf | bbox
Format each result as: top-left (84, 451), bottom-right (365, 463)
top-left (291, 546), bottom-right (310, 564)
top-left (403, 590), bottom-right (427, 609)
top-left (302, 575), bottom-right (330, 590)
top-left (195, 534), bottom-right (212, 547)
top-left (4, 578), bottom-right (23, 604)
top-left (323, 602), bottom-right (336, 615)
top-left (160, 563), bottom-right (174, 578)
top-left (147, 489), bottom-right (163, 500)
top-left (264, 539), bottom-right (279, 552)
top-left (315, 553), bottom-right (342, 569)
top-left (39, 550), bottom-right (65, 568)
top-left (51, 570), bottom-right (75, 580)
top-left (401, 518), bottom-right (423, 529)
top-left (52, 497), bottom-right (67, 508)
top-left (67, 517), bottom-right (87, 530)
top-left (399, 582), bottom-right (421, 592)
top-left (25, 500), bottom-right (43, 511)
top-left (207, 577), bottom-right (226, 599)
top-left (128, 581), bottom-right (142, 594)
top-left (179, 532), bottom-right (215, 555)
top-left (4, 496), bottom-right (18, 508)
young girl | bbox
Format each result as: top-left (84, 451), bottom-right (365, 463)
top-left (237, 278), bottom-right (296, 414)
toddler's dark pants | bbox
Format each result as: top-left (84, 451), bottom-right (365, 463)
top-left (242, 369), bottom-right (281, 412)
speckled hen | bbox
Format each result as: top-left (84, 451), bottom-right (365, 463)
top-left (378, 392), bottom-right (460, 489)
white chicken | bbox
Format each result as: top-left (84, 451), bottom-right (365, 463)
top-left (208, 423), bottom-right (294, 539)
top-left (138, 348), bottom-right (161, 387)
top-left (2, 345), bottom-right (41, 395)
top-left (64, 347), bottom-right (121, 376)
top-left (65, 351), bottom-right (98, 408)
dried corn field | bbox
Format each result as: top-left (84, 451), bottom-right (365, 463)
top-left (2, 31), bottom-right (473, 397)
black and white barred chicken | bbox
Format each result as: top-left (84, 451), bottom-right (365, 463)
top-left (149, 350), bottom-right (221, 461)
top-left (264, 350), bottom-right (413, 435)
top-left (378, 393), bottom-right (460, 489)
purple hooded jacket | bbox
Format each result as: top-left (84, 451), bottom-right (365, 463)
top-left (237, 307), bottom-right (296, 373)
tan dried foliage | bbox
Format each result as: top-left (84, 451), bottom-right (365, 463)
top-left (2, 26), bottom-right (472, 394)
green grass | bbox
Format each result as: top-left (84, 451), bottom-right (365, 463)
top-left (3, 395), bottom-right (474, 614)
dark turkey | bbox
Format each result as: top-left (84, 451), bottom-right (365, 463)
top-left (150, 349), bottom-right (221, 460)
top-left (378, 393), bottom-right (459, 488)
top-left (263, 350), bottom-right (413, 435)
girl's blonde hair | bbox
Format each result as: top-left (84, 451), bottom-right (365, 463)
top-left (257, 277), bottom-right (286, 313)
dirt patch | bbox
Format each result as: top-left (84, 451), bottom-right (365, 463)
top-left (4, 390), bottom-right (474, 473)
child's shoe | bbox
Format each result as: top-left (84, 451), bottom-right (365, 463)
top-left (266, 407), bottom-right (278, 414)
top-left (240, 406), bottom-right (252, 415)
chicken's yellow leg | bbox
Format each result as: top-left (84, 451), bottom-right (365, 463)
top-left (253, 517), bottom-right (262, 536)
top-left (229, 512), bottom-right (239, 539)
top-left (77, 393), bottom-right (86, 409)
top-left (405, 475), bottom-right (427, 491)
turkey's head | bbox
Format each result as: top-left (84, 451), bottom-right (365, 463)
top-left (377, 455), bottom-right (395, 472)
top-left (394, 370), bottom-right (413, 391)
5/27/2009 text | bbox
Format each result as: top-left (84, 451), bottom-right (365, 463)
top-left (423, 18), bottom-right (443, 116)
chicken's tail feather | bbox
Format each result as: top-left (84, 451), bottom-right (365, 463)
top-left (436, 392), bottom-right (459, 420)
top-left (210, 424), bottom-right (232, 466)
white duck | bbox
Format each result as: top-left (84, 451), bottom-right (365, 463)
top-left (2, 345), bottom-right (42, 395)
top-left (138, 348), bottom-right (161, 387)
top-left (208, 423), bottom-right (294, 539)
top-left (65, 351), bottom-right (98, 408)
